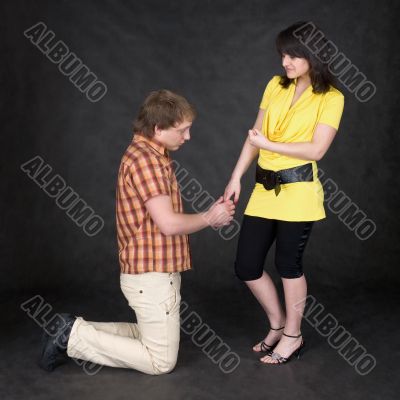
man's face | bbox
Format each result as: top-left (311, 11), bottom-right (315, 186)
top-left (155, 119), bottom-right (192, 151)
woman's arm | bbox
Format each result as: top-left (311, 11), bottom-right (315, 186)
top-left (231, 109), bottom-right (264, 179)
top-left (248, 122), bottom-right (338, 161)
top-left (223, 109), bottom-right (265, 203)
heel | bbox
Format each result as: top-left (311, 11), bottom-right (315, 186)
top-left (294, 340), bottom-right (305, 359)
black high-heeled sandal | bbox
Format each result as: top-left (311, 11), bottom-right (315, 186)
top-left (253, 326), bottom-right (285, 353)
top-left (262, 332), bottom-right (305, 364)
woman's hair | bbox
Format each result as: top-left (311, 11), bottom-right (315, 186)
top-left (133, 89), bottom-right (196, 138)
top-left (276, 21), bottom-right (337, 93)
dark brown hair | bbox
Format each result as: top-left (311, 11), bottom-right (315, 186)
top-left (133, 89), bottom-right (196, 138)
top-left (276, 21), bottom-right (338, 93)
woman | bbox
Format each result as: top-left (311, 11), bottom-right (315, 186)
top-left (224, 21), bottom-right (344, 364)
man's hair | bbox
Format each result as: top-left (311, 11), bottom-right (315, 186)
top-left (133, 89), bottom-right (196, 138)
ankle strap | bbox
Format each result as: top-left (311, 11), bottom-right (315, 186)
top-left (282, 332), bottom-right (302, 338)
top-left (270, 326), bottom-right (285, 331)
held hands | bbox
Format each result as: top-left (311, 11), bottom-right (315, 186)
top-left (248, 128), bottom-right (269, 149)
top-left (204, 196), bottom-right (235, 228)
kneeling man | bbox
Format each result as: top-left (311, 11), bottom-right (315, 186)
top-left (39, 89), bottom-right (235, 375)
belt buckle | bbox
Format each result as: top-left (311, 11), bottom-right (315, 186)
top-left (263, 171), bottom-right (277, 191)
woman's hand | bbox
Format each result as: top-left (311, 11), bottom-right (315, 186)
top-left (248, 128), bottom-right (270, 149)
top-left (223, 178), bottom-right (241, 204)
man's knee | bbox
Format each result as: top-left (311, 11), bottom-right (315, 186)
top-left (152, 357), bottom-right (177, 375)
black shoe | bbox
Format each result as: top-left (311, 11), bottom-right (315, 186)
top-left (38, 313), bottom-right (76, 372)
top-left (253, 326), bottom-right (285, 353)
top-left (262, 332), bottom-right (305, 364)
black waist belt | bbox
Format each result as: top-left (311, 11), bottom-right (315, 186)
top-left (256, 163), bottom-right (314, 196)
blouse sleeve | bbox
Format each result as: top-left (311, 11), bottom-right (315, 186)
top-left (259, 76), bottom-right (280, 110)
top-left (317, 91), bottom-right (345, 130)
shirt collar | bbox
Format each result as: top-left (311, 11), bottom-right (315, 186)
top-left (134, 133), bottom-right (168, 157)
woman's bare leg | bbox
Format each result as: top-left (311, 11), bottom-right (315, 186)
top-left (245, 271), bottom-right (286, 350)
top-left (260, 274), bottom-right (307, 363)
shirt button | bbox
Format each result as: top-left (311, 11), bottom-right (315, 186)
top-left (170, 281), bottom-right (173, 285)
top-left (139, 290), bottom-right (143, 293)
top-left (166, 311), bottom-right (169, 315)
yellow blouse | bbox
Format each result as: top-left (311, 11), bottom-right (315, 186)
top-left (244, 75), bottom-right (345, 221)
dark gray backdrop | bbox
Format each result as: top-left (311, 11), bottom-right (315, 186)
top-left (2, 1), bottom-right (400, 399)
top-left (2, 0), bottom-right (399, 319)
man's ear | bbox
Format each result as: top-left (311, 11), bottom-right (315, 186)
top-left (154, 125), bottom-right (162, 137)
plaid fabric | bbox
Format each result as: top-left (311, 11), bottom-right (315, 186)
top-left (116, 134), bottom-right (192, 274)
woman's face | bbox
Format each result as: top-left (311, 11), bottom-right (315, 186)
top-left (281, 53), bottom-right (310, 80)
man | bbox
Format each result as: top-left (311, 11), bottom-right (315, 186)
top-left (39, 89), bottom-right (235, 374)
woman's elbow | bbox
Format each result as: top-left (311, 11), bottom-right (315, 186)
top-left (313, 148), bottom-right (326, 161)
top-left (314, 153), bottom-right (323, 161)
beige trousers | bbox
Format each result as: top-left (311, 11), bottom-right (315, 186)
top-left (67, 272), bottom-right (181, 375)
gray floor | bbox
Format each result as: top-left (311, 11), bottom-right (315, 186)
top-left (1, 280), bottom-right (398, 400)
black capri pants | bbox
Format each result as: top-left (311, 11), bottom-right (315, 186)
top-left (234, 215), bottom-right (314, 280)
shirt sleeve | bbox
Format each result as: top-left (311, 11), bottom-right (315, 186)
top-left (259, 76), bottom-right (280, 110)
top-left (126, 152), bottom-right (170, 203)
top-left (317, 91), bottom-right (345, 130)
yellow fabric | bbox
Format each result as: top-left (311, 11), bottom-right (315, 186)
top-left (245, 75), bottom-right (345, 221)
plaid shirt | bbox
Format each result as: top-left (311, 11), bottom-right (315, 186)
top-left (116, 134), bottom-right (192, 274)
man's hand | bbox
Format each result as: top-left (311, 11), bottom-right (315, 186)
top-left (204, 196), bottom-right (235, 228)
top-left (248, 128), bottom-right (269, 149)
